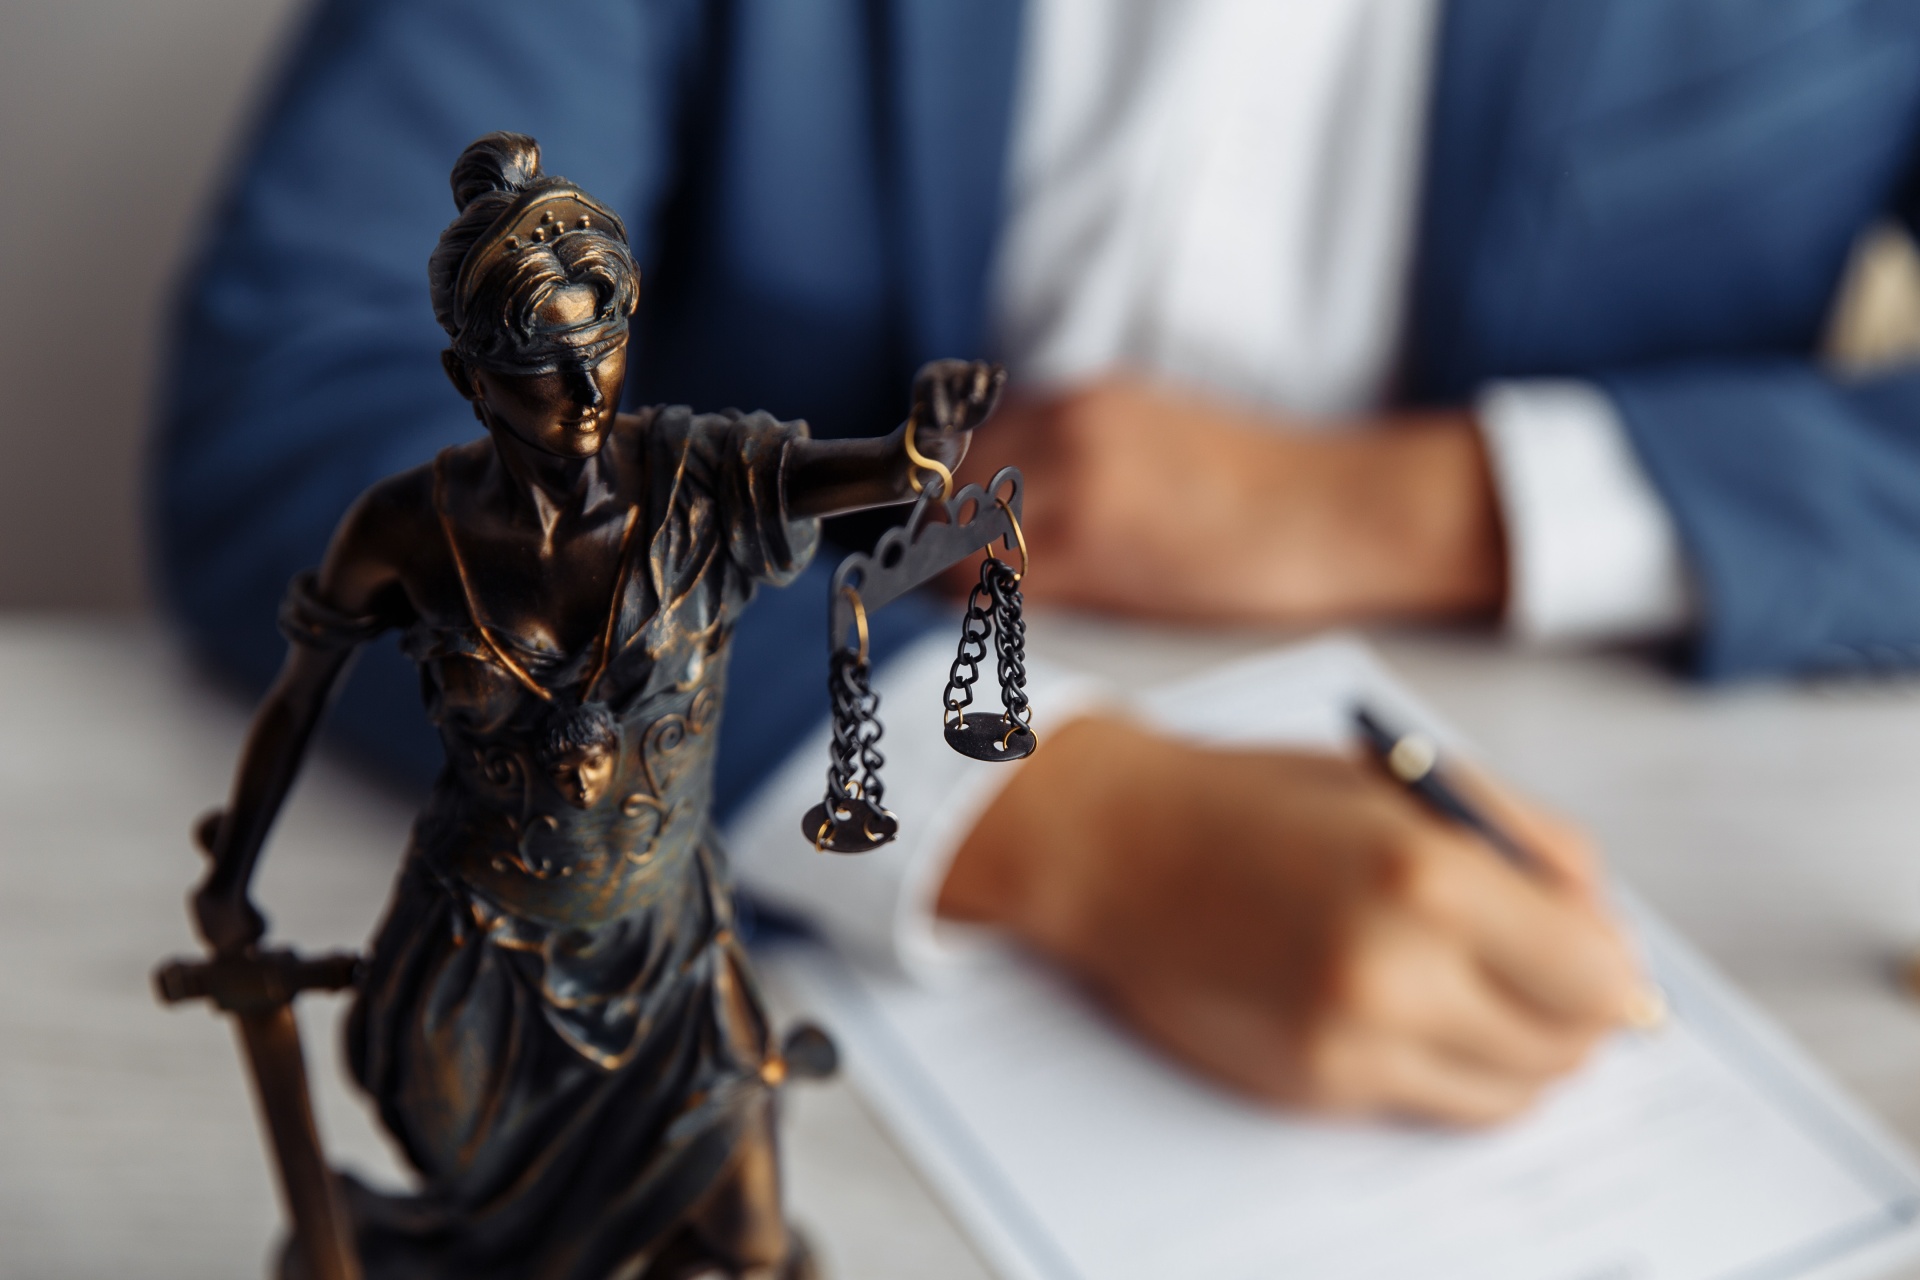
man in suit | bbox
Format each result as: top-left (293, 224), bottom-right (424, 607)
top-left (158, 0), bottom-right (1919, 1122)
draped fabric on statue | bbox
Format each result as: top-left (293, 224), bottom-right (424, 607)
top-left (279, 408), bottom-right (818, 1279)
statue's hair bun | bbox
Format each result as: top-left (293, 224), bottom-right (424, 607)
top-left (430, 131), bottom-right (636, 344)
top-left (450, 132), bottom-right (543, 212)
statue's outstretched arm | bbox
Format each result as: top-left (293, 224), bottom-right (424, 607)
top-left (784, 359), bottom-right (1006, 519)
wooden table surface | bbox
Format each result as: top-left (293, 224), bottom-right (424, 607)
top-left (5, 616), bottom-right (1920, 1279)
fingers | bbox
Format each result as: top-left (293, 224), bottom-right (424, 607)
top-left (1336, 910), bottom-right (1597, 1082)
top-left (1380, 823), bottom-right (1645, 1028)
top-left (1108, 882), bottom-right (1610, 1126)
top-left (1348, 1036), bottom-right (1547, 1128)
top-left (1354, 754), bottom-right (1654, 1027)
top-left (1446, 760), bottom-right (1602, 894)
top-left (1118, 971), bottom-right (1571, 1128)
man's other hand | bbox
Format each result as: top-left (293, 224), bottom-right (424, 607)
top-left (938, 716), bottom-right (1648, 1126)
top-left (959, 377), bottom-right (1506, 625)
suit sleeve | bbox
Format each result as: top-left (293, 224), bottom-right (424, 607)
top-left (1598, 354), bottom-right (1920, 679)
top-left (1565, 105), bottom-right (1920, 682)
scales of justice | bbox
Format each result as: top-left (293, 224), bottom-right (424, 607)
top-left (153, 132), bottom-right (1038, 1280)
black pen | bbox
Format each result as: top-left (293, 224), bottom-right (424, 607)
top-left (1351, 703), bottom-right (1668, 1029)
top-left (1352, 705), bottom-right (1538, 874)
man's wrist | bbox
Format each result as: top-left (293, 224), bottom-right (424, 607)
top-left (1244, 410), bottom-right (1506, 621)
top-left (1363, 409), bottom-right (1508, 617)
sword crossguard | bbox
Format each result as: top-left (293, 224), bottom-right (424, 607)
top-left (153, 944), bottom-right (368, 1280)
top-left (154, 948), bottom-right (362, 1015)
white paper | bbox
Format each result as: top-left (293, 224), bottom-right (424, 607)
top-left (767, 637), bottom-right (1920, 1280)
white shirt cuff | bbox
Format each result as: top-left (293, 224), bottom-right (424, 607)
top-left (723, 628), bottom-right (1114, 981)
top-left (1477, 379), bottom-right (1695, 643)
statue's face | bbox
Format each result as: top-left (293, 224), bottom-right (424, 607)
top-left (471, 285), bottom-right (628, 459)
top-left (549, 741), bottom-right (616, 809)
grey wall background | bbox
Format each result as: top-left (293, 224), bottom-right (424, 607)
top-left (0, 0), bottom-right (304, 610)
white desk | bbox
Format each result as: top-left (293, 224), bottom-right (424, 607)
top-left (4, 617), bottom-right (1920, 1279)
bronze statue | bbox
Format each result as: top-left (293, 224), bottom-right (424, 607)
top-left (157, 132), bottom-right (1022, 1280)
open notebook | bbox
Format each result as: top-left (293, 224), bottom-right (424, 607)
top-left (767, 637), bottom-right (1920, 1280)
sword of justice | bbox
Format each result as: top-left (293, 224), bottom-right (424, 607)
top-left (154, 810), bottom-right (365, 1280)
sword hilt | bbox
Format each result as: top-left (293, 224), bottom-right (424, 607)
top-left (154, 943), bottom-right (366, 1280)
top-left (154, 948), bottom-right (361, 1014)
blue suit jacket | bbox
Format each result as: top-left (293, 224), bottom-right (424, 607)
top-left (157, 0), bottom-right (1920, 810)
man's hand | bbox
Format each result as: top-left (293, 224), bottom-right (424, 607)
top-left (939, 716), bottom-right (1648, 1125)
top-left (955, 377), bottom-right (1506, 624)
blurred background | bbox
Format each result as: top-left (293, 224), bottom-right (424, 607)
top-left (0, 0), bottom-right (304, 610)
top-left (9, 0), bottom-right (1920, 614)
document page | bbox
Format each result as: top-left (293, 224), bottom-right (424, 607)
top-left (769, 638), bottom-right (1920, 1280)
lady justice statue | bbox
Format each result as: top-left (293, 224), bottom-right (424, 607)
top-left (161, 132), bottom-right (1020, 1280)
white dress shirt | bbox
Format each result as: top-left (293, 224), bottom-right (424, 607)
top-left (727, 0), bottom-right (1693, 973)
